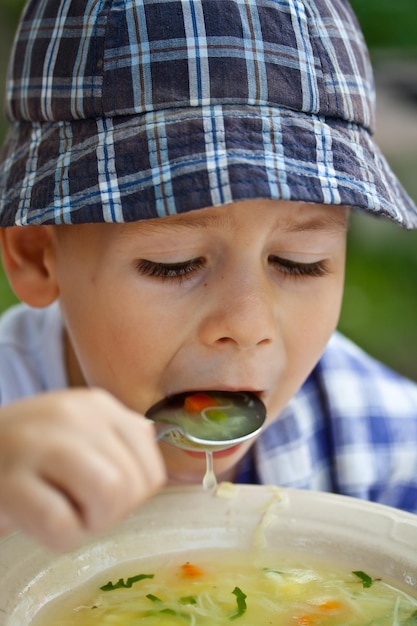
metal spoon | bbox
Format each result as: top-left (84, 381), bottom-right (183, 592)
top-left (146, 390), bottom-right (266, 452)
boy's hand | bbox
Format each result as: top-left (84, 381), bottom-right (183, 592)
top-left (0, 388), bottom-right (166, 551)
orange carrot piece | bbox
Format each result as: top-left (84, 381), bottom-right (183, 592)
top-left (180, 562), bottom-right (205, 578)
top-left (318, 600), bottom-right (342, 612)
top-left (183, 393), bottom-right (217, 413)
top-left (294, 600), bottom-right (342, 625)
top-left (295, 616), bottom-right (315, 626)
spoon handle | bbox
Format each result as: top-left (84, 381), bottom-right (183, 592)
top-left (154, 423), bottom-right (182, 441)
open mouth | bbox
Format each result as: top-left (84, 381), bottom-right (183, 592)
top-left (150, 389), bottom-right (266, 460)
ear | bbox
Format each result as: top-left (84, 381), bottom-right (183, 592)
top-left (0, 226), bottom-right (59, 307)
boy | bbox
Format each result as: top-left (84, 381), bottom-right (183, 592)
top-left (0, 0), bottom-right (417, 551)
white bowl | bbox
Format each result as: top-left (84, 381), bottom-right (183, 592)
top-left (1, 484), bottom-right (417, 624)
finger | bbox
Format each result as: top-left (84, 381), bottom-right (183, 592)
top-left (113, 414), bottom-right (167, 492)
top-left (69, 388), bottom-right (166, 492)
top-left (38, 429), bottom-right (165, 534)
top-left (0, 470), bottom-right (84, 551)
top-left (89, 391), bottom-right (166, 491)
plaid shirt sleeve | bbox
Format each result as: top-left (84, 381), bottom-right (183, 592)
top-left (238, 332), bottom-right (417, 514)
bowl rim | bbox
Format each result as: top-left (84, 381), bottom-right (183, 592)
top-left (1, 484), bottom-right (417, 625)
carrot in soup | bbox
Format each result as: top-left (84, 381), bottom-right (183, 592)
top-left (184, 393), bottom-right (218, 413)
top-left (180, 562), bottom-right (205, 578)
top-left (318, 600), bottom-right (343, 612)
top-left (295, 615), bottom-right (316, 626)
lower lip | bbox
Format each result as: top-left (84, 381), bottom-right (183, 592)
top-left (184, 444), bottom-right (242, 459)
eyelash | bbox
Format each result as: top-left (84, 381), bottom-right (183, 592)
top-left (136, 257), bottom-right (329, 281)
top-left (136, 258), bottom-right (206, 281)
top-left (268, 256), bottom-right (330, 278)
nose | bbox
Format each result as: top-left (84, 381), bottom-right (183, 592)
top-left (198, 270), bottom-right (277, 350)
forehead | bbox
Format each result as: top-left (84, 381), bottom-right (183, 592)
top-left (53, 199), bottom-right (349, 246)
top-left (124, 200), bottom-right (350, 235)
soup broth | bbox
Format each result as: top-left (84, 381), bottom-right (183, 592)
top-left (32, 550), bottom-right (417, 625)
top-left (147, 391), bottom-right (264, 442)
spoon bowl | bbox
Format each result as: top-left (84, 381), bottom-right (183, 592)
top-left (147, 390), bottom-right (266, 451)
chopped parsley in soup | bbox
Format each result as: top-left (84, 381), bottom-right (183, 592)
top-left (31, 550), bottom-right (417, 625)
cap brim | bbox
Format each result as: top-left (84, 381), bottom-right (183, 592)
top-left (1, 104), bottom-right (416, 228)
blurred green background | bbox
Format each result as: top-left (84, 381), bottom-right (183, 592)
top-left (0, 0), bottom-right (417, 380)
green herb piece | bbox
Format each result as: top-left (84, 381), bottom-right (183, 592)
top-left (100, 573), bottom-right (154, 591)
top-left (144, 592), bottom-right (194, 620)
top-left (401, 609), bottom-right (417, 625)
top-left (352, 570), bottom-right (373, 588)
top-left (229, 586), bottom-right (247, 620)
top-left (144, 608), bottom-right (191, 621)
top-left (146, 593), bottom-right (162, 603)
top-left (180, 596), bottom-right (197, 605)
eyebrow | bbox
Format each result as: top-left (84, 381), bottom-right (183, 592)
top-left (278, 212), bottom-right (349, 234)
top-left (135, 206), bottom-right (349, 235)
top-left (138, 212), bottom-right (234, 233)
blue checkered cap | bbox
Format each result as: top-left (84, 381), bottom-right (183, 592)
top-left (0, 0), bottom-right (416, 227)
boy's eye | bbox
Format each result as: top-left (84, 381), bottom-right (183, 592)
top-left (269, 256), bottom-right (329, 278)
top-left (136, 255), bottom-right (329, 282)
top-left (135, 257), bottom-right (206, 280)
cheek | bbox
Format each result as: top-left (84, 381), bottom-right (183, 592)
top-left (295, 289), bottom-right (342, 349)
top-left (60, 281), bottom-right (184, 410)
top-left (267, 276), bottom-right (345, 420)
top-left (288, 266), bottom-right (345, 347)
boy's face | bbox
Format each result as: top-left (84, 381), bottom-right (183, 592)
top-left (50, 199), bottom-right (348, 484)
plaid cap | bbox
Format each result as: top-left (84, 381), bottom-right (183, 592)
top-left (0, 0), bottom-right (416, 228)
